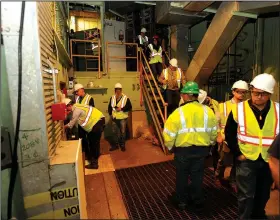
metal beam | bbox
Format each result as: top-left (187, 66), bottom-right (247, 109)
top-left (232, 11), bottom-right (258, 19)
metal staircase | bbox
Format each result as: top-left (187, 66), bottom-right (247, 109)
top-left (139, 49), bottom-right (170, 154)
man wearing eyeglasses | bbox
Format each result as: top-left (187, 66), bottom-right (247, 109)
top-left (216, 80), bottom-right (248, 189)
top-left (225, 73), bottom-right (279, 219)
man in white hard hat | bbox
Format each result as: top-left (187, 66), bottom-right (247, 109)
top-left (198, 90), bottom-right (223, 173)
top-left (74, 83), bottom-right (95, 160)
top-left (137, 27), bottom-right (149, 51)
top-left (216, 80), bottom-right (249, 189)
top-left (158, 58), bottom-right (186, 117)
top-left (225, 73), bottom-right (279, 219)
top-left (63, 98), bottom-right (105, 169)
top-left (108, 83), bottom-right (132, 152)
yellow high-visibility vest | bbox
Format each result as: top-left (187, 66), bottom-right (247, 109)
top-left (138, 35), bottom-right (149, 51)
top-left (73, 104), bottom-right (104, 133)
top-left (148, 44), bottom-right (162, 64)
top-left (163, 102), bottom-right (218, 150)
top-left (232, 100), bottom-right (279, 162)
top-left (162, 68), bottom-right (182, 90)
top-left (76, 94), bottom-right (92, 105)
top-left (111, 94), bottom-right (129, 120)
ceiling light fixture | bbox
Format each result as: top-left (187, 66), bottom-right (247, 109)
top-left (134, 1), bottom-right (156, 6)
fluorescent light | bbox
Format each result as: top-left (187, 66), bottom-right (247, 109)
top-left (135, 1), bottom-right (156, 6)
top-left (108, 9), bottom-right (125, 19)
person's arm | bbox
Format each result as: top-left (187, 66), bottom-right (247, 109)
top-left (89, 97), bottom-right (95, 107)
top-left (180, 70), bottom-right (186, 86)
top-left (208, 109), bottom-right (218, 145)
top-left (122, 98), bottom-right (132, 112)
top-left (268, 134), bottom-right (280, 188)
top-left (108, 97), bottom-right (113, 116)
top-left (163, 111), bottom-right (180, 150)
top-left (225, 111), bottom-right (242, 158)
top-left (66, 109), bottom-right (82, 129)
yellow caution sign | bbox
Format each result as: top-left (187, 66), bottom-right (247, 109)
top-left (24, 187), bottom-right (78, 209)
top-left (29, 204), bottom-right (80, 219)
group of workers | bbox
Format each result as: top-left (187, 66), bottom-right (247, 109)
top-left (163, 73), bottom-right (279, 219)
top-left (63, 82), bottom-right (132, 169)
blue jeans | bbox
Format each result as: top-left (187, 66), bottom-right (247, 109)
top-left (112, 118), bottom-right (127, 148)
top-left (236, 156), bottom-right (273, 219)
top-left (174, 147), bottom-right (208, 205)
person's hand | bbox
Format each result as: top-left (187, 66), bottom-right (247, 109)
top-left (217, 133), bottom-right (223, 144)
top-left (237, 154), bottom-right (247, 161)
top-left (116, 107), bottom-right (122, 112)
top-left (162, 79), bottom-right (167, 85)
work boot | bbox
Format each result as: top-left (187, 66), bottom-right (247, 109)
top-left (85, 159), bottom-right (99, 169)
top-left (168, 193), bottom-right (187, 211)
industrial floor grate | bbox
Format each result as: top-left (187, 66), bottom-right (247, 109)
top-left (115, 160), bottom-right (238, 220)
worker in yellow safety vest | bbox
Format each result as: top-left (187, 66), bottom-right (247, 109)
top-left (198, 89), bottom-right (223, 174)
top-left (148, 35), bottom-right (163, 78)
top-left (225, 73), bottom-right (279, 219)
top-left (63, 98), bottom-right (105, 169)
top-left (136, 27), bottom-right (149, 51)
top-left (163, 82), bottom-right (217, 211)
top-left (216, 80), bottom-right (248, 189)
top-left (74, 83), bottom-right (95, 160)
top-left (108, 83), bottom-right (132, 152)
top-left (158, 58), bottom-right (186, 117)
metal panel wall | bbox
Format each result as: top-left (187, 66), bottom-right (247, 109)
top-left (37, 2), bottom-right (63, 156)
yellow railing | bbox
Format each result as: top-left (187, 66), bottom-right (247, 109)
top-left (70, 39), bottom-right (101, 78)
top-left (106, 42), bottom-right (139, 75)
top-left (140, 49), bottom-right (167, 122)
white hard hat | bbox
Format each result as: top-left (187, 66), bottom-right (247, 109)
top-left (141, 28), bottom-right (147, 33)
top-left (169, 58), bottom-right (178, 67)
top-left (198, 89), bottom-right (207, 104)
top-left (231, 80), bottom-right (248, 90)
top-left (62, 98), bottom-right (72, 106)
top-left (74, 83), bottom-right (84, 92)
top-left (250, 73), bottom-right (276, 94)
top-left (115, 83), bottom-right (122, 89)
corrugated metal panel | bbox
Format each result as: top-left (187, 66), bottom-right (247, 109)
top-left (37, 2), bottom-right (62, 156)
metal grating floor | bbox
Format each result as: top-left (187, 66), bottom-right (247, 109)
top-left (115, 160), bottom-right (238, 220)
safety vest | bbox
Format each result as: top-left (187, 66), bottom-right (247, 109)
top-left (76, 94), bottom-right (92, 105)
top-left (73, 104), bottom-right (104, 133)
top-left (111, 94), bottom-right (129, 120)
top-left (162, 68), bottom-right (182, 90)
top-left (148, 44), bottom-right (162, 64)
top-left (163, 102), bottom-right (217, 149)
top-left (219, 99), bottom-right (236, 129)
top-left (138, 35), bottom-right (148, 45)
top-left (232, 100), bottom-right (279, 162)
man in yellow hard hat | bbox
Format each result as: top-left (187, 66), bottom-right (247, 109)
top-left (158, 58), bottom-right (186, 116)
top-left (216, 80), bottom-right (248, 189)
top-left (108, 83), bottom-right (132, 152)
top-left (63, 98), bottom-right (105, 169)
top-left (198, 89), bottom-right (223, 175)
top-left (163, 82), bottom-right (217, 211)
top-left (74, 83), bottom-right (95, 160)
top-left (225, 73), bottom-right (279, 219)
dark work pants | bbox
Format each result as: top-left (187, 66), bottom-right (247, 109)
top-left (78, 125), bottom-right (89, 156)
top-left (150, 62), bottom-right (163, 79)
top-left (112, 118), bottom-right (127, 149)
top-left (165, 89), bottom-right (181, 117)
top-left (174, 147), bottom-right (209, 205)
top-left (236, 156), bottom-right (273, 219)
top-left (87, 118), bottom-right (105, 162)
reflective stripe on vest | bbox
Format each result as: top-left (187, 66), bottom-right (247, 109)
top-left (76, 94), bottom-right (91, 105)
top-left (138, 35), bottom-right (148, 45)
top-left (237, 101), bottom-right (279, 147)
top-left (111, 94), bottom-right (128, 119)
top-left (162, 68), bottom-right (182, 90)
top-left (164, 105), bottom-right (217, 137)
top-left (81, 106), bottom-right (93, 127)
top-left (148, 44), bottom-right (162, 57)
